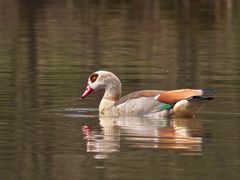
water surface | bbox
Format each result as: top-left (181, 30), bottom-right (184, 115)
top-left (0, 1), bottom-right (240, 180)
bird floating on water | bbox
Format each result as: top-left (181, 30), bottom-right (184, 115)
top-left (82, 70), bottom-right (214, 118)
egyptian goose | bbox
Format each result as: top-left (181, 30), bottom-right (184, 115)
top-left (81, 70), bottom-right (213, 118)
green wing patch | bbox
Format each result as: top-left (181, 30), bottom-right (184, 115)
top-left (159, 103), bottom-right (173, 111)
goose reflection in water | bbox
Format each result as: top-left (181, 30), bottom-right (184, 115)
top-left (82, 117), bottom-right (202, 159)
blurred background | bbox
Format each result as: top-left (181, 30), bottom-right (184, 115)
top-left (0, 1), bottom-right (239, 180)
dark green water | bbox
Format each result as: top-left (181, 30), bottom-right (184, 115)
top-left (0, 1), bottom-right (240, 180)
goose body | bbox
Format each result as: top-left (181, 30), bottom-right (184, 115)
top-left (82, 70), bottom-right (213, 118)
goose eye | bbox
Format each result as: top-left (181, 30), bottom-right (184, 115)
top-left (90, 73), bottom-right (98, 83)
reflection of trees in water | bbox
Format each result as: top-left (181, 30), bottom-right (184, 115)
top-left (82, 117), bottom-right (203, 159)
top-left (0, 0), bottom-right (239, 111)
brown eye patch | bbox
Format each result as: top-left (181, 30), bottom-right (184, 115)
top-left (89, 73), bottom-right (98, 83)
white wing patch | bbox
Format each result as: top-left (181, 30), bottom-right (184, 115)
top-left (114, 97), bottom-right (160, 116)
top-left (173, 99), bottom-right (203, 117)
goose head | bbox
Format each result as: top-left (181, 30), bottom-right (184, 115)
top-left (81, 70), bottom-right (121, 100)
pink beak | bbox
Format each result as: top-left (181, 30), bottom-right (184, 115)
top-left (81, 85), bottom-right (94, 99)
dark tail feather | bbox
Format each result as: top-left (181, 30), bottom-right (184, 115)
top-left (187, 96), bottom-right (214, 102)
